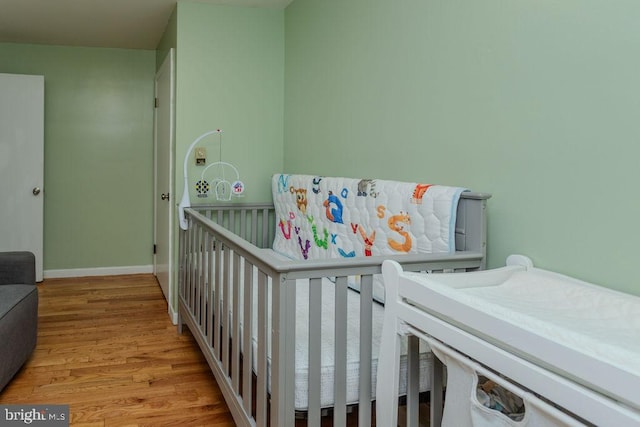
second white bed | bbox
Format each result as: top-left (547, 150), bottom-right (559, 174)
top-left (377, 256), bottom-right (640, 426)
top-left (400, 262), bottom-right (640, 411)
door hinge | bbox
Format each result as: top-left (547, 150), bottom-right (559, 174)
top-left (153, 244), bottom-right (157, 254)
top-left (154, 98), bottom-right (159, 108)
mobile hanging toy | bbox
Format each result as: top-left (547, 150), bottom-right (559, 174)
top-left (179, 129), bottom-right (245, 230)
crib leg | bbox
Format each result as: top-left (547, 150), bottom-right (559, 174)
top-left (430, 356), bottom-right (444, 427)
top-left (177, 310), bottom-right (183, 335)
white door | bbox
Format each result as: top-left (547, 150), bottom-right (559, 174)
top-left (154, 50), bottom-right (174, 317)
top-left (0, 73), bottom-right (44, 281)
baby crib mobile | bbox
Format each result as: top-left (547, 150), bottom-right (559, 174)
top-left (179, 129), bottom-right (245, 230)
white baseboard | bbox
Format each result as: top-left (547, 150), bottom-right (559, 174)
top-left (169, 304), bottom-right (178, 325)
top-left (43, 264), bottom-right (154, 279)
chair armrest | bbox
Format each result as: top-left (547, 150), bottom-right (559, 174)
top-left (0, 252), bottom-right (36, 286)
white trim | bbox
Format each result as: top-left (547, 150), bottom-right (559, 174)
top-left (169, 304), bottom-right (178, 325)
top-left (44, 265), bottom-right (154, 279)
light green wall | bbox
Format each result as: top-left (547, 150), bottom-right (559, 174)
top-left (175, 3), bottom-right (284, 205)
top-left (154, 3), bottom-right (284, 312)
top-left (284, 0), bottom-right (640, 295)
top-left (0, 43), bottom-right (156, 270)
top-left (7, 0), bottom-right (632, 296)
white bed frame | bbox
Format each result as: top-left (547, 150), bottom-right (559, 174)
top-left (377, 257), bottom-right (640, 427)
top-left (177, 192), bottom-right (489, 427)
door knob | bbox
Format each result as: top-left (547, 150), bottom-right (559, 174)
top-left (161, 193), bottom-right (170, 201)
top-left (32, 187), bottom-right (41, 196)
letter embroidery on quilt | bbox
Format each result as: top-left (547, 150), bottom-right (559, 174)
top-left (338, 248), bottom-right (356, 258)
top-left (277, 174), bottom-right (290, 194)
top-left (324, 191), bottom-right (344, 224)
top-left (358, 225), bottom-right (376, 257)
top-left (312, 177), bottom-right (323, 194)
top-left (297, 236), bottom-right (311, 259)
top-left (279, 219), bottom-right (292, 239)
top-left (312, 223), bottom-right (329, 249)
top-left (388, 212), bottom-right (412, 252)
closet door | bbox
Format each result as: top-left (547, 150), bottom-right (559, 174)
top-left (0, 73), bottom-right (45, 281)
top-left (153, 49), bottom-right (174, 315)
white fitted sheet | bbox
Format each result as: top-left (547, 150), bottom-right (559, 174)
top-left (245, 275), bottom-right (432, 410)
top-left (290, 278), bottom-right (432, 410)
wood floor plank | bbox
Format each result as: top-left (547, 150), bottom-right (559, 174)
top-left (0, 274), bottom-right (236, 426)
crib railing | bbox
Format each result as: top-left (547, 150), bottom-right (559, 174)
top-left (178, 201), bottom-right (488, 427)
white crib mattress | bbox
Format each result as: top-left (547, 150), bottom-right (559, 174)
top-left (404, 266), bottom-right (640, 411)
top-left (248, 275), bottom-right (432, 411)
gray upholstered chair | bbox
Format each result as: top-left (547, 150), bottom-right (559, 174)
top-left (0, 251), bottom-right (38, 391)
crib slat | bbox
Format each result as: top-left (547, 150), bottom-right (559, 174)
top-left (251, 209), bottom-right (258, 246)
top-left (177, 228), bottom-right (184, 333)
top-left (190, 224), bottom-right (195, 315)
top-left (261, 208), bottom-right (269, 248)
top-left (195, 224), bottom-right (202, 317)
top-left (358, 274), bottom-right (373, 427)
top-left (308, 277), bottom-right (323, 427)
top-left (199, 227), bottom-right (205, 326)
top-left (213, 240), bottom-right (222, 359)
top-left (187, 223), bottom-right (193, 309)
top-left (182, 224), bottom-right (189, 306)
top-left (193, 225), bottom-right (198, 312)
top-left (256, 270), bottom-right (268, 426)
top-left (207, 237), bottom-right (215, 347)
top-left (232, 252), bottom-right (241, 393)
top-left (177, 225), bottom-right (185, 333)
top-left (199, 231), bottom-right (207, 331)
top-left (333, 276), bottom-right (348, 426)
top-left (197, 225), bottom-right (203, 318)
top-left (195, 229), bottom-right (201, 327)
top-left (187, 224), bottom-right (199, 313)
top-left (407, 335), bottom-right (420, 427)
top-left (242, 259), bottom-right (253, 417)
top-left (200, 229), bottom-right (207, 330)
top-left (271, 276), bottom-right (296, 427)
top-left (228, 210), bottom-right (236, 235)
top-left (222, 245), bottom-right (231, 374)
top-left (240, 209), bottom-right (247, 242)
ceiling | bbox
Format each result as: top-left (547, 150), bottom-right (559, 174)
top-left (0, 0), bottom-right (293, 50)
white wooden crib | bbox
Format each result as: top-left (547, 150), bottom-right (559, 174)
top-left (177, 175), bottom-right (490, 427)
top-left (377, 256), bottom-right (640, 427)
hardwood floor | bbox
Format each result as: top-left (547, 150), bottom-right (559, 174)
top-left (0, 274), bottom-right (236, 427)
